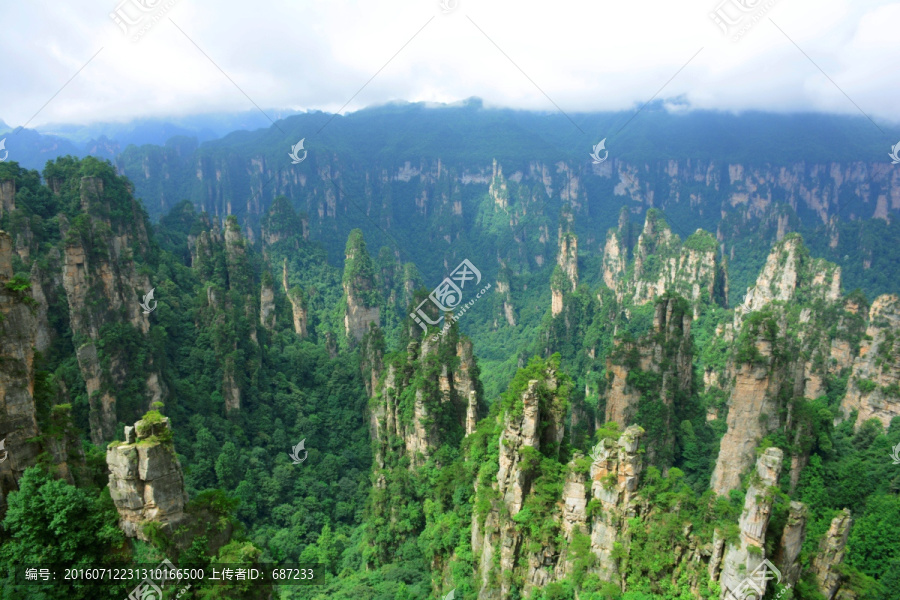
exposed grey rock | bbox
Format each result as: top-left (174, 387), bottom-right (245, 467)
top-left (719, 447), bottom-right (783, 599)
top-left (106, 416), bottom-right (188, 540)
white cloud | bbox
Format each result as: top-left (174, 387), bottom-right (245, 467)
top-left (0, 0), bottom-right (896, 127)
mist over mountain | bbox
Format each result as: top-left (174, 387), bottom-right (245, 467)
top-left (0, 109), bottom-right (301, 170)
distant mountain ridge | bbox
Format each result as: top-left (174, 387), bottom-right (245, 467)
top-left (0, 108), bottom-right (301, 170)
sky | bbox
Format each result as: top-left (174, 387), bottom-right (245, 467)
top-left (0, 0), bottom-right (897, 129)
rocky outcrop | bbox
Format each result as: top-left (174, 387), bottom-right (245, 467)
top-left (551, 231), bottom-right (578, 317)
top-left (773, 501), bottom-right (807, 588)
top-left (359, 326), bottom-right (385, 398)
top-left (497, 376), bottom-right (565, 514)
top-left (261, 195), bottom-right (305, 246)
top-left (60, 176), bottom-right (162, 444)
top-left (345, 293), bottom-right (380, 342)
top-left (710, 342), bottom-right (782, 496)
top-left (840, 295), bottom-right (900, 427)
top-left (371, 333), bottom-right (480, 469)
top-left (342, 230), bottom-right (380, 342)
top-left (495, 274), bottom-right (516, 327)
top-left (602, 230), bottom-right (627, 300)
top-left (106, 415), bottom-right (188, 540)
top-left (717, 447), bottom-right (783, 599)
top-left (282, 259), bottom-right (307, 337)
top-left (0, 179), bottom-right (14, 217)
top-left (223, 358), bottom-right (240, 414)
top-left (474, 364), bottom-right (568, 599)
top-left (454, 339), bottom-right (482, 435)
top-left (811, 509), bottom-right (853, 600)
top-left (601, 211), bottom-right (725, 315)
top-left (712, 235), bottom-right (845, 495)
top-left (604, 296), bottom-right (692, 464)
top-left (733, 234), bottom-right (841, 330)
top-left (489, 159), bottom-right (509, 210)
top-left (587, 426), bottom-right (645, 582)
top-left (260, 275), bottom-right (276, 330)
top-left (0, 231), bottom-right (42, 509)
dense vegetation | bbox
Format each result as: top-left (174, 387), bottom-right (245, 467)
top-left (1, 121), bottom-right (900, 600)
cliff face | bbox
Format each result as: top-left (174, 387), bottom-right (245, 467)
top-left (60, 176), bottom-right (163, 444)
top-left (811, 509), bottom-right (853, 600)
top-left (602, 211), bottom-right (725, 314)
top-left (711, 235), bottom-right (847, 496)
top-left (471, 378), bottom-right (644, 600)
top-left (585, 426), bottom-right (645, 582)
top-left (0, 231), bottom-right (43, 508)
top-left (454, 339), bottom-right (481, 435)
top-left (709, 335), bottom-right (784, 496)
top-left (0, 179), bottom-right (14, 218)
top-left (192, 216), bottom-right (262, 414)
top-left (370, 332), bottom-right (483, 470)
top-left (121, 136), bottom-right (900, 276)
top-left (604, 296), bottom-right (692, 464)
top-left (773, 501), bottom-right (808, 588)
top-left (840, 294), bottom-right (900, 426)
top-left (282, 259), bottom-right (307, 337)
top-left (106, 414), bottom-right (188, 540)
top-left (260, 277), bottom-right (276, 330)
top-left (472, 362), bottom-right (570, 600)
top-left (734, 234), bottom-right (841, 329)
top-left (342, 230), bottom-right (380, 342)
top-left (551, 231), bottom-right (578, 317)
top-left (495, 274), bottom-right (516, 327)
top-left (716, 448), bottom-right (783, 598)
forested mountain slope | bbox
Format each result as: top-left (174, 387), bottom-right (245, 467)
top-left (114, 102), bottom-right (900, 401)
top-left (0, 128), bottom-right (899, 599)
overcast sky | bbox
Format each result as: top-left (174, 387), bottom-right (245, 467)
top-left (0, 0), bottom-right (897, 129)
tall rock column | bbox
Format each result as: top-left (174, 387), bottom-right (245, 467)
top-left (454, 339), bottom-right (483, 435)
top-left (717, 447), bottom-right (783, 599)
top-left (604, 296), bottom-right (692, 464)
top-left (773, 501), bottom-right (807, 588)
top-left (0, 179), bottom-right (14, 217)
top-left (588, 426), bottom-right (645, 583)
top-left (551, 232), bottom-right (577, 316)
top-left (282, 259), bottom-right (307, 337)
top-left (472, 361), bottom-right (568, 600)
top-left (61, 176), bottom-right (162, 444)
top-left (0, 231), bottom-right (42, 508)
top-left (342, 229), bottom-right (380, 342)
top-left (260, 270), bottom-right (276, 331)
top-left (106, 414), bottom-right (188, 540)
top-left (840, 294), bottom-right (900, 427)
top-left (811, 509), bottom-right (853, 600)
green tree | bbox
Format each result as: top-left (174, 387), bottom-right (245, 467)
top-left (0, 467), bottom-right (128, 599)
